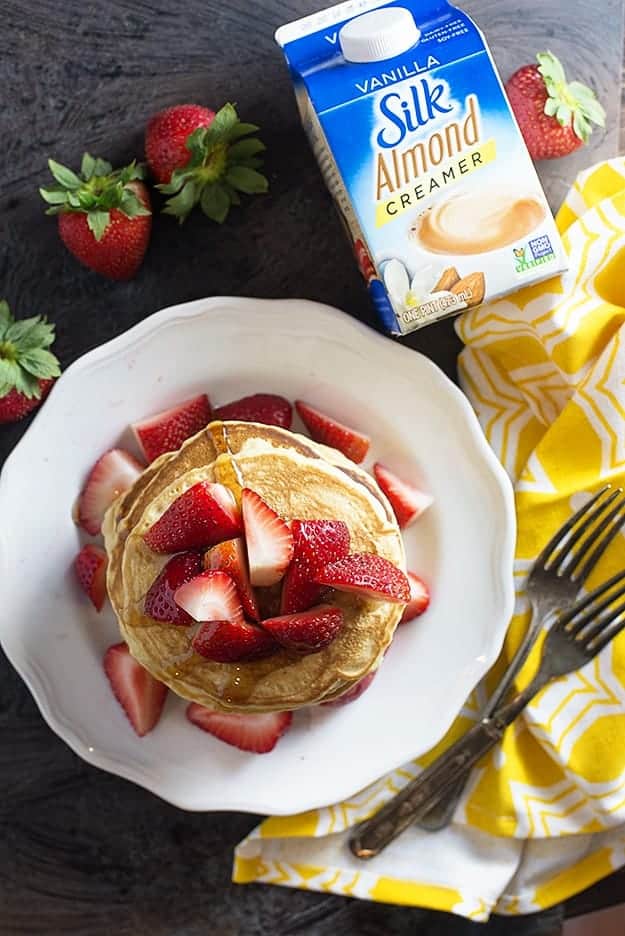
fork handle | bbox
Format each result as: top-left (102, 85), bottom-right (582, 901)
top-left (416, 620), bottom-right (547, 831)
top-left (349, 677), bottom-right (544, 859)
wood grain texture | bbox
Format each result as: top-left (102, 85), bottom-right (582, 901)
top-left (0, 1), bottom-right (623, 933)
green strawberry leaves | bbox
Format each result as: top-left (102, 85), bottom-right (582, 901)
top-left (40, 154), bottom-right (151, 241)
top-left (201, 184), bottom-right (231, 224)
top-left (0, 300), bottom-right (60, 399)
top-left (537, 51), bottom-right (606, 144)
top-left (157, 103), bottom-right (269, 224)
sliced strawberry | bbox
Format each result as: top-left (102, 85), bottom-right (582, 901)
top-left (144, 551), bottom-right (204, 625)
top-left (132, 393), bottom-right (212, 462)
top-left (373, 463), bottom-right (433, 529)
top-left (143, 481), bottom-right (241, 553)
top-left (280, 519), bottom-right (350, 614)
top-left (74, 544), bottom-right (108, 611)
top-left (174, 570), bottom-right (244, 623)
top-left (103, 642), bottom-right (167, 737)
top-left (204, 538), bottom-right (259, 621)
top-left (241, 488), bottom-right (294, 586)
top-left (322, 671), bottom-right (377, 707)
top-left (295, 401), bottom-right (370, 464)
top-left (315, 553), bottom-right (410, 603)
top-left (192, 619), bottom-right (278, 662)
top-left (214, 393), bottom-right (292, 429)
top-left (401, 572), bottom-right (430, 623)
top-left (77, 448), bottom-right (143, 535)
top-left (186, 704), bottom-right (293, 754)
top-left (262, 605), bottom-right (344, 654)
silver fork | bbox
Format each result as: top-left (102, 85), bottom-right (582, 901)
top-left (351, 567), bottom-right (625, 859)
top-left (418, 485), bottom-right (625, 831)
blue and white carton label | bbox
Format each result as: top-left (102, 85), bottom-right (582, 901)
top-left (276, 0), bottom-right (567, 335)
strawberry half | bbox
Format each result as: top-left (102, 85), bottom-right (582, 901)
top-left (280, 519), bottom-right (350, 614)
top-left (40, 154), bottom-right (152, 280)
top-left (174, 570), bottom-right (244, 623)
top-left (74, 544), bottom-right (108, 611)
top-left (315, 553), bottom-right (410, 603)
top-left (143, 481), bottom-right (241, 554)
top-left (401, 572), bottom-right (430, 624)
top-left (186, 704), bottom-right (293, 754)
top-left (322, 671), bottom-right (376, 707)
top-left (191, 619), bottom-right (278, 662)
top-left (295, 400), bottom-right (370, 464)
top-left (262, 605), bottom-right (344, 654)
top-left (204, 538), bottom-right (259, 621)
top-left (103, 642), bottom-right (167, 737)
top-left (78, 448), bottom-right (143, 536)
top-left (373, 463), bottom-right (433, 529)
top-left (132, 394), bottom-right (212, 462)
top-left (241, 488), bottom-right (294, 587)
top-left (213, 393), bottom-right (292, 429)
top-left (144, 551), bottom-right (204, 625)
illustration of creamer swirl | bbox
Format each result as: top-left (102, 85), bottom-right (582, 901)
top-left (412, 192), bottom-right (546, 255)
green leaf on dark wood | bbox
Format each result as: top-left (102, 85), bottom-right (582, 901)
top-left (162, 180), bottom-right (199, 222)
top-left (228, 122), bottom-right (260, 141)
top-left (225, 166), bottom-right (268, 195)
top-left (93, 157), bottom-right (113, 177)
top-left (81, 152), bottom-right (96, 180)
top-left (0, 301), bottom-right (11, 332)
top-left (19, 348), bottom-right (61, 379)
top-left (223, 183), bottom-right (241, 207)
top-left (235, 157), bottom-right (264, 171)
top-left (203, 103), bottom-right (239, 148)
top-left (39, 187), bottom-right (69, 205)
top-left (200, 184), bottom-right (231, 224)
top-left (229, 138), bottom-right (266, 161)
top-left (48, 159), bottom-right (82, 190)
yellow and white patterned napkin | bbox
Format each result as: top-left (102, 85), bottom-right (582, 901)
top-left (233, 159), bottom-right (625, 921)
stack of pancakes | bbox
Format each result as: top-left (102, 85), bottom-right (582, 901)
top-left (103, 421), bottom-right (406, 713)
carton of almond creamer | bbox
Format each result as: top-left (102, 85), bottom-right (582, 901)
top-left (276, 0), bottom-right (567, 335)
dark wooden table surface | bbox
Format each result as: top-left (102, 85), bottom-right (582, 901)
top-left (2, 1), bottom-right (624, 933)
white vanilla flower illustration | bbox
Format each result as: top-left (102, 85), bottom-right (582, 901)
top-left (383, 259), bottom-right (438, 313)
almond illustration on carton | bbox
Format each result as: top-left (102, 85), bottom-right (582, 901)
top-left (433, 267), bottom-right (461, 292)
top-left (450, 272), bottom-right (485, 308)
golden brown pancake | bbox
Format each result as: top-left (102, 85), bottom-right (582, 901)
top-left (104, 421), bottom-right (405, 712)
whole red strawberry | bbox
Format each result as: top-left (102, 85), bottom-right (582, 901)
top-left (505, 51), bottom-right (605, 160)
top-left (145, 102), bottom-right (268, 224)
top-left (0, 301), bottom-right (60, 424)
top-left (40, 153), bottom-right (152, 279)
top-left (145, 104), bottom-right (215, 184)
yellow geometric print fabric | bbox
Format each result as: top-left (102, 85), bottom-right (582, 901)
top-left (234, 160), bottom-right (625, 920)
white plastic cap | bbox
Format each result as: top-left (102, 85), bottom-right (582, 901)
top-left (339, 7), bottom-right (420, 63)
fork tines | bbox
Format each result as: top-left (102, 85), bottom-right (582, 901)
top-left (557, 568), bottom-right (625, 652)
top-left (539, 486), bottom-right (625, 583)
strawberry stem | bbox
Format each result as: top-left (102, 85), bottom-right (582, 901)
top-left (0, 300), bottom-right (60, 399)
top-left (40, 155), bottom-right (151, 241)
top-left (0, 341), bottom-right (17, 363)
top-left (157, 103), bottom-right (268, 224)
top-left (537, 51), bottom-right (605, 143)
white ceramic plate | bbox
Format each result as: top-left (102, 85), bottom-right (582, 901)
top-left (0, 297), bottom-right (515, 814)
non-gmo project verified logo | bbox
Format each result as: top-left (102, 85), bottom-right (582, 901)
top-left (513, 235), bottom-right (556, 273)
